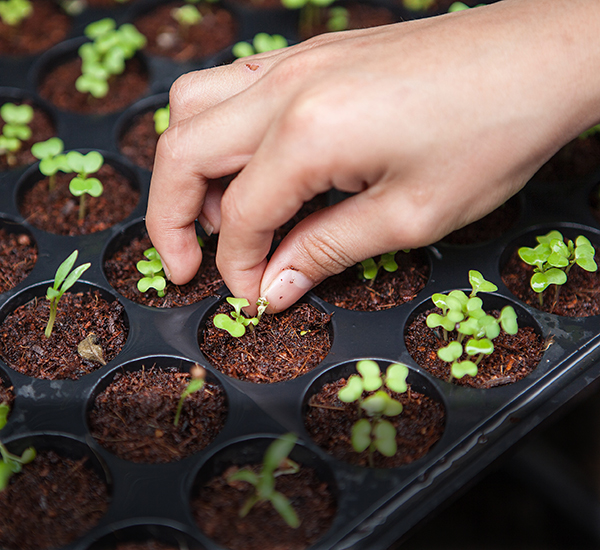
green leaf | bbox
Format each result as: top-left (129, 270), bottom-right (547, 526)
top-left (373, 419), bottom-right (397, 457)
top-left (61, 262), bottom-right (91, 293)
top-left (3, 123), bottom-right (31, 140)
top-left (537, 230), bottom-right (563, 245)
top-left (137, 275), bottom-right (166, 294)
top-left (469, 270), bottom-right (497, 296)
top-left (518, 246), bottom-right (545, 268)
top-left (226, 297), bottom-right (250, 316)
top-left (465, 338), bottom-right (494, 356)
top-left (228, 467), bottom-right (259, 486)
top-left (136, 258), bottom-right (163, 277)
top-left (361, 391), bottom-right (390, 416)
top-left (385, 363), bottom-right (408, 394)
top-left (69, 176), bottom-right (104, 198)
top-left (479, 315), bottom-right (500, 340)
top-left (499, 306), bottom-right (518, 335)
top-left (338, 375), bottom-right (364, 403)
top-left (84, 17), bottom-right (116, 39)
top-left (0, 103), bottom-right (33, 125)
top-left (31, 137), bottom-right (64, 161)
top-left (213, 313), bottom-right (246, 337)
top-left (380, 251), bottom-right (398, 273)
top-left (269, 491), bottom-right (300, 528)
top-left (263, 433), bottom-right (297, 475)
top-left (451, 360), bottom-right (478, 379)
top-left (0, 402), bottom-right (9, 430)
top-left (75, 74), bottom-right (109, 98)
top-left (531, 268), bottom-right (567, 293)
top-left (232, 41), bottom-right (255, 58)
top-left (153, 105), bottom-right (170, 135)
top-left (351, 418), bottom-right (372, 453)
top-left (53, 249), bottom-right (79, 290)
top-left (381, 396), bottom-right (403, 417)
top-left (457, 316), bottom-right (480, 337)
top-left (356, 360), bottom-right (382, 391)
top-left (437, 341), bottom-right (462, 363)
top-left (426, 312), bottom-right (454, 332)
top-left (360, 258), bottom-right (378, 280)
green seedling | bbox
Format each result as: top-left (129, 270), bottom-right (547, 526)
top-left (232, 33), bottom-right (288, 58)
top-left (518, 230), bottom-right (598, 309)
top-left (31, 137), bottom-right (68, 191)
top-left (45, 250), bottom-right (91, 338)
top-left (171, 3), bottom-right (202, 34)
top-left (326, 5), bottom-right (348, 31)
top-left (338, 360), bottom-right (409, 467)
top-left (0, 402), bottom-right (8, 430)
top-left (174, 364), bottom-right (205, 426)
top-left (154, 104), bottom-right (170, 135)
top-left (213, 296), bottom-right (268, 337)
top-left (0, 0), bottom-right (32, 26)
top-left (0, 402), bottom-right (35, 492)
top-left (402, 0), bottom-right (434, 11)
top-left (281, 0), bottom-right (336, 37)
top-left (0, 102), bottom-right (33, 166)
top-left (227, 433), bottom-right (301, 528)
top-left (64, 150), bottom-right (104, 221)
top-left (447, 2), bottom-right (484, 11)
top-left (579, 123), bottom-right (600, 140)
top-left (426, 270), bottom-right (518, 381)
top-left (360, 251), bottom-right (400, 282)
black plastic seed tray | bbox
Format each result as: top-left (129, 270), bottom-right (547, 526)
top-left (2, 2), bottom-right (600, 549)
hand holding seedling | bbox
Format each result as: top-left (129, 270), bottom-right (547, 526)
top-left (213, 296), bottom-right (268, 337)
top-left (147, 0), bottom-right (600, 316)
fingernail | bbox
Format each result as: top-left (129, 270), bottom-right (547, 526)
top-left (161, 260), bottom-right (172, 281)
top-left (262, 269), bottom-right (314, 312)
top-left (198, 213), bottom-right (214, 236)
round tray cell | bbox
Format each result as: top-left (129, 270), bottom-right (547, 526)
top-left (198, 296), bottom-right (333, 383)
top-left (312, 247), bottom-right (430, 312)
top-left (35, 37), bottom-right (149, 115)
top-left (405, 291), bottom-right (545, 388)
top-left (0, 88), bottom-right (57, 171)
top-left (17, 149), bottom-right (141, 236)
top-left (103, 219), bottom-right (223, 307)
top-left (303, 359), bottom-right (446, 468)
top-left (116, 93), bottom-right (169, 172)
top-left (0, 434), bottom-right (111, 550)
top-left (133, 0), bottom-right (239, 62)
top-left (0, 217), bottom-right (37, 294)
top-left (500, 225), bottom-right (600, 317)
top-left (191, 435), bottom-right (337, 550)
top-left (0, 281), bottom-right (129, 380)
top-left (87, 523), bottom-right (204, 550)
top-left (88, 356), bottom-right (228, 464)
top-left (0, 0), bottom-right (72, 57)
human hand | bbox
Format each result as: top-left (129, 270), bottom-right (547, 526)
top-left (146, 0), bottom-right (600, 313)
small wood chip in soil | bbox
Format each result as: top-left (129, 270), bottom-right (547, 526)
top-left (0, 228), bottom-right (37, 293)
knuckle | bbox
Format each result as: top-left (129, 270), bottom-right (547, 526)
top-left (168, 73), bottom-right (196, 112)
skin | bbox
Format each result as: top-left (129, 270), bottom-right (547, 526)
top-left (147, 0), bottom-right (600, 314)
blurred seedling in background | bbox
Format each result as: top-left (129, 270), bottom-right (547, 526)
top-left (154, 104), bottom-right (170, 135)
top-left (227, 433), bottom-right (301, 528)
top-left (64, 150), bottom-right (104, 221)
top-left (0, 102), bottom-right (33, 166)
top-left (0, 404), bottom-right (36, 492)
top-left (171, 0), bottom-right (203, 37)
top-left (213, 297), bottom-right (268, 337)
top-left (426, 270), bottom-right (518, 381)
top-left (359, 251), bottom-right (408, 283)
top-left (174, 364), bottom-right (205, 426)
top-left (45, 249), bottom-right (91, 338)
top-left (31, 137), bottom-right (68, 191)
top-left (0, 0), bottom-right (32, 26)
top-left (579, 123), bottom-right (600, 140)
top-left (338, 360), bottom-right (408, 467)
top-left (518, 230), bottom-right (597, 311)
top-left (281, 0), bottom-right (345, 37)
top-left (447, 2), bottom-right (484, 11)
top-left (232, 33), bottom-right (288, 58)
top-left (77, 18), bottom-right (146, 99)
top-left (402, 0), bottom-right (434, 11)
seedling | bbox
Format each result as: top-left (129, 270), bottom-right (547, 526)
top-left (326, 6), bottom-right (348, 31)
top-left (0, 0), bottom-right (32, 26)
top-left (338, 360), bottom-right (408, 467)
top-left (0, 402), bottom-right (8, 430)
top-left (518, 230), bottom-right (597, 309)
top-left (64, 150), bottom-right (104, 221)
top-left (227, 433), bottom-right (301, 528)
top-left (174, 364), bottom-right (206, 426)
top-left (360, 251), bottom-right (400, 282)
top-left (45, 249), bottom-right (91, 338)
top-left (213, 296), bottom-right (268, 337)
top-left (154, 104), bottom-right (170, 135)
top-left (402, 0), bottom-right (434, 11)
top-left (579, 123), bottom-right (600, 140)
top-left (171, 3), bottom-right (202, 36)
top-left (448, 2), bottom-right (484, 11)
top-left (426, 270), bottom-right (519, 381)
top-left (281, 0), bottom-right (338, 37)
top-left (31, 137), bottom-right (68, 191)
top-left (232, 33), bottom-right (288, 58)
top-left (0, 403), bottom-right (36, 491)
top-left (0, 102), bottom-right (33, 166)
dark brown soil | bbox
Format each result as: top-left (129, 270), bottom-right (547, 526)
top-left (89, 365), bottom-right (227, 463)
top-left (119, 109), bottom-right (161, 171)
top-left (20, 164), bottom-right (140, 235)
top-left (104, 231), bottom-right (223, 307)
top-left (135, 0), bottom-right (238, 61)
top-left (0, 290), bottom-right (128, 380)
top-left (405, 309), bottom-right (544, 388)
top-left (193, 463), bottom-right (336, 550)
top-left (0, 228), bottom-right (37, 293)
top-left (0, 101), bottom-right (55, 171)
top-left (0, 0), bottom-right (71, 56)
top-left (199, 302), bottom-right (332, 383)
top-left (274, 193), bottom-right (328, 242)
top-left (501, 248), bottom-right (600, 317)
top-left (38, 56), bottom-right (148, 115)
top-left (115, 543), bottom-right (179, 550)
top-left (0, 450), bottom-right (109, 550)
top-left (86, 0), bottom-right (141, 6)
top-left (313, 249), bottom-right (429, 311)
top-left (305, 379), bottom-right (445, 467)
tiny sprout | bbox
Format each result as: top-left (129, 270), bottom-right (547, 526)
top-left (360, 251), bottom-right (403, 282)
top-left (0, 441), bottom-right (36, 491)
top-left (174, 364), bottom-right (205, 426)
top-left (402, 0), bottom-right (434, 11)
top-left (137, 247), bottom-right (166, 297)
top-left (171, 4), bottom-right (202, 29)
top-left (64, 150), bottom-right (104, 221)
top-left (281, 0), bottom-right (336, 37)
top-left (448, 2), bottom-right (484, 11)
top-left (213, 296), bottom-right (269, 338)
top-left (232, 33), bottom-right (288, 58)
top-left (326, 6), bottom-right (348, 31)
top-left (0, 102), bottom-right (34, 166)
top-left (31, 137), bottom-right (67, 191)
top-left (0, 0), bottom-right (32, 26)
top-left (45, 250), bottom-right (91, 338)
top-left (228, 433), bottom-right (301, 528)
top-left (154, 104), bottom-right (170, 135)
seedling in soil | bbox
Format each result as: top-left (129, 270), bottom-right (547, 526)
top-left (45, 249), bottom-right (91, 338)
top-left (174, 363), bottom-right (206, 426)
top-left (171, 3), bottom-right (203, 36)
top-left (518, 230), bottom-right (598, 310)
top-left (232, 33), bottom-right (288, 58)
top-left (31, 137), bottom-right (68, 191)
top-left (76, 18), bottom-right (146, 99)
top-left (213, 296), bottom-right (268, 337)
top-left (338, 360), bottom-right (408, 467)
top-left (402, 0), bottom-right (434, 11)
top-left (154, 104), bottom-right (170, 135)
top-left (0, 402), bottom-right (8, 430)
top-left (227, 433), bottom-right (301, 528)
top-left (64, 150), bottom-right (104, 221)
top-left (426, 270), bottom-right (518, 381)
top-left (360, 251), bottom-right (400, 282)
top-left (0, 404), bottom-right (36, 491)
top-left (0, 0), bottom-right (32, 26)
top-left (0, 102), bottom-right (33, 166)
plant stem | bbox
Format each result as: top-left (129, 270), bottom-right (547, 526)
top-left (78, 194), bottom-right (86, 221)
top-left (45, 301), bottom-right (57, 338)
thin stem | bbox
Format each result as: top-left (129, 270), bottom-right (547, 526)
top-left (78, 194), bottom-right (86, 221)
top-left (45, 301), bottom-right (58, 338)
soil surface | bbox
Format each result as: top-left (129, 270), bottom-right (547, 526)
top-left (38, 56), bottom-right (148, 114)
top-left (501, 247), bottom-right (600, 317)
top-left (135, 0), bottom-right (238, 61)
top-left (104, 231), bottom-right (223, 307)
top-left (0, 290), bottom-right (128, 380)
top-left (0, 0), bottom-right (71, 56)
top-left (405, 309), bottom-right (544, 388)
top-left (193, 463), bottom-right (336, 550)
top-left (119, 109), bottom-right (162, 171)
top-left (305, 379), bottom-right (445, 467)
top-left (200, 302), bottom-right (332, 383)
top-left (0, 100), bottom-right (56, 171)
top-left (0, 228), bottom-right (37, 293)
top-left (0, 450), bottom-right (109, 550)
top-left (89, 365), bottom-right (227, 463)
top-left (115, 543), bottom-right (179, 550)
top-left (313, 249), bottom-right (429, 311)
top-left (20, 164), bottom-right (140, 235)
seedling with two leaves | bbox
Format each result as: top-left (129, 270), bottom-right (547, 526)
top-left (338, 360), bottom-right (409, 467)
top-left (359, 251), bottom-right (407, 282)
top-left (0, 102), bottom-right (33, 166)
top-left (213, 296), bottom-right (268, 337)
top-left (174, 364), bottom-right (205, 426)
top-left (281, 0), bottom-right (348, 35)
top-left (0, 403), bottom-right (36, 491)
top-left (0, 0), bottom-right (32, 26)
top-left (31, 137), bottom-right (68, 191)
top-left (64, 151), bottom-right (104, 221)
top-left (426, 270), bottom-right (518, 380)
top-left (232, 33), bottom-right (288, 59)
